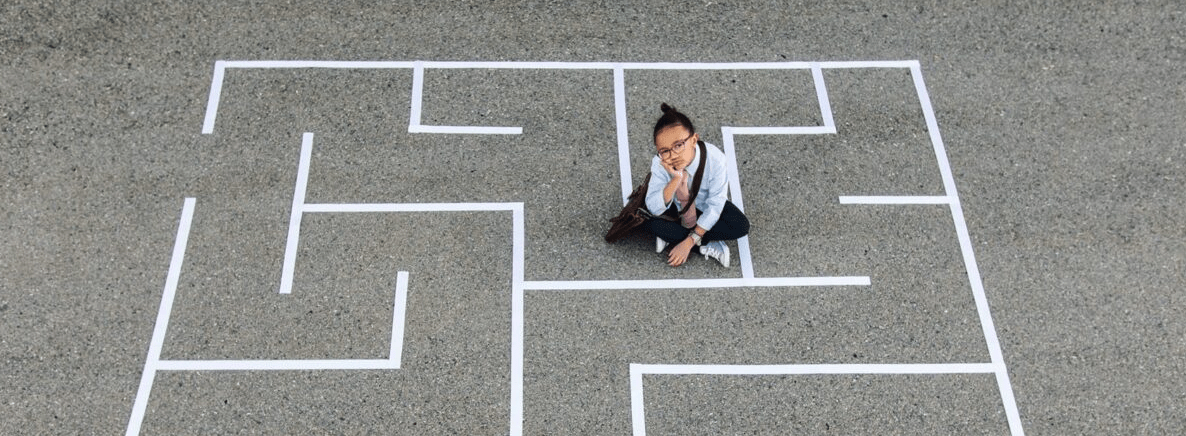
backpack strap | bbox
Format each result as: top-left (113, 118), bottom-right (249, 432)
top-left (686, 140), bottom-right (709, 207)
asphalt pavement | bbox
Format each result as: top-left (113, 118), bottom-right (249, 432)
top-left (2, 1), bottom-right (1183, 434)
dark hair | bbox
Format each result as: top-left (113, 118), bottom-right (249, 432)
top-left (653, 103), bottom-right (695, 141)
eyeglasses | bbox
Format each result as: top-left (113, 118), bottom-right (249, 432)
top-left (657, 134), bottom-right (693, 159)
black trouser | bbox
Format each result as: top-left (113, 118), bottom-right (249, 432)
top-left (646, 201), bottom-right (750, 244)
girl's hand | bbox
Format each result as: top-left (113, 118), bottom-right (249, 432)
top-left (667, 238), bottom-right (695, 267)
top-left (661, 158), bottom-right (683, 179)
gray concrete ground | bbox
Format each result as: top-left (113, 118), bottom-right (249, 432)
top-left (2, 1), bottom-right (1183, 435)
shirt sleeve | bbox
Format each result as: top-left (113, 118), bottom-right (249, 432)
top-left (694, 145), bottom-right (730, 230)
top-left (645, 156), bottom-right (675, 216)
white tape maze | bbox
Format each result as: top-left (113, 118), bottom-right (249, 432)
top-left (127, 60), bottom-right (1024, 435)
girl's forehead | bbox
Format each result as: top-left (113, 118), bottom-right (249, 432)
top-left (655, 125), bottom-right (691, 142)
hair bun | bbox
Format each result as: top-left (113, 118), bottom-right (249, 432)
top-left (660, 103), bottom-right (673, 113)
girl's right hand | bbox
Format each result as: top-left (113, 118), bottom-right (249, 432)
top-left (660, 157), bottom-right (682, 179)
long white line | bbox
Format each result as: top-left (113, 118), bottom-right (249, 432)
top-left (408, 125), bottom-right (523, 135)
top-left (390, 271), bottom-right (410, 366)
top-left (279, 133), bottom-right (313, 294)
top-left (509, 204), bottom-right (526, 436)
top-left (155, 359), bottom-right (402, 371)
top-left (522, 276), bottom-right (870, 290)
top-left (838, 195), bottom-right (953, 205)
top-left (727, 126), bottom-right (835, 135)
top-left (422, 61), bottom-right (616, 70)
top-left (200, 62), bottom-right (225, 134)
top-left (633, 362), bottom-right (999, 375)
top-left (209, 59), bottom-right (919, 71)
top-left (303, 202), bottom-right (520, 213)
top-left (911, 64), bottom-right (1024, 436)
top-left (614, 66), bottom-right (633, 204)
top-left (222, 60), bottom-right (417, 69)
top-left (126, 198), bottom-right (195, 436)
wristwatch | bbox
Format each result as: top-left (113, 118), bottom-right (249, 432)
top-left (689, 232), bottom-right (702, 246)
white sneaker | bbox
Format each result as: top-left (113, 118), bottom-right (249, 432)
top-left (700, 240), bottom-right (730, 267)
top-left (655, 237), bottom-right (668, 253)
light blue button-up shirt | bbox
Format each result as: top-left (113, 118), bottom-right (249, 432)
top-left (645, 141), bottom-right (730, 231)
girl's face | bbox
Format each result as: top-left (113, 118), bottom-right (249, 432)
top-left (654, 126), bottom-right (698, 171)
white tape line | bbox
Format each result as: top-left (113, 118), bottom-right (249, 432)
top-left (303, 202), bottom-right (520, 213)
top-left (838, 196), bottom-right (953, 205)
top-left (155, 359), bottom-right (402, 371)
top-left (817, 60), bottom-right (918, 69)
top-left (390, 271), bottom-right (410, 366)
top-left (630, 364), bottom-right (647, 436)
top-left (735, 236), bottom-right (755, 279)
top-left (279, 133), bottom-right (313, 294)
top-left (211, 60), bottom-right (918, 71)
top-left (221, 60), bottom-right (416, 69)
top-left (409, 61), bottom-right (425, 132)
top-left (523, 276), bottom-right (870, 290)
top-left (408, 125), bottom-right (523, 135)
top-left (633, 362), bottom-right (999, 375)
top-left (200, 62), bottom-right (225, 134)
top-left (126, 198), bottom-right (196, 436)
top-left (811, 63), bottom-right (836, 131)
top-left (720, 128), bottom-right (755, 279)
top-left (510, 204), bottom-right (526, 436)
top-left (614, 66), bottom-right (633, 204)
top-left (727, 126), bottom-right (835, 135)
top-left (912, 64), bottom-right (1024, 436)
top-left (622, 62), bottom-right (813, 70)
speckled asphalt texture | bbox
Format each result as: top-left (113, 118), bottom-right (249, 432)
top-left (2, 2), bottom-right (1184, 435)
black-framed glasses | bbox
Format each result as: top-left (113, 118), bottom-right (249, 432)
top-left (658, 134), bottom-right (693, 159)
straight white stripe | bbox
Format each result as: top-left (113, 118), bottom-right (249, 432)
top-left (630, 364), bottom-right (647, 436)
top-left (727, 126), bottom-right (835, 135)
top-left (408, 125), bottom-right (523, 135)
top-left (408, 62), bottom-right (424, 131)
top-left (211, 60), bottom-right (918, 71)
top-left (222, 60), bottom-right (417, 69)
top-left (633, 362), bottom-right (999, 375)
top-left (523, 276), bottom-right (870, 290)
top-left (812, 63), bottom-right (836, 130)
top-left (126, 198), bottom-right (196, 436)
top-left (817, 60), bottom-right (917, 69)
top-left (720, 128), bottom-right (755, 279)
top-left (622, 62), bottom-right (814, 70)
top-left (200, 62), bottom-right (225, 134)
top-left (390, 271), bottom-right (410, 366)
top-left (156, 359), bottom-right (402, 371)
top-left (303, 202), bottom-right (520, 213)
top-left (912, 64), bottom-right (1024, 436)
top-left (838, 196), bottom-right (953, 205)
top-left (422, 61), bottom-right (616, 70)
top-left (614, 66), bottom-right (633, 204)
top-left (509, 204), bottom-right (526, 436)
top-left (278, 133), bottom-right (313, 294)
